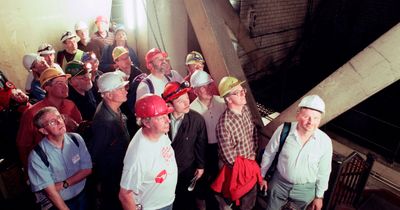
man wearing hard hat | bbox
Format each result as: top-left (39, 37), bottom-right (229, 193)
top-left (162, 81), bottom-right (207, 210)
top-left (190, 70), bottom-right (226, 180)
top-left (90, 71), bottom-right (130, 210)
top-left (260, 95), bottom-right (333, 210)
top-left (56, 31), bottom-right (84, 70)
top-left (119, 94), bottom-right (178, 210)
top-left (23, 53), bottom-right (50, 102)
top-left (213, 76), bottom-right (262, 209)
top-left (17, 68), bottom-right (82, 171)
top-left (75, 21), bottom-right (103, 59)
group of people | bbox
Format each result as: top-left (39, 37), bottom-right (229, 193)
top-left (8, 15), bottom-right (333, 210)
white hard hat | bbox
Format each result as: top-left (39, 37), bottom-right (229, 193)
top-left (298, 95), bottom-right (325, 113)
top-left (22, 53), bottom-right (41, 70)
top-left (190, 70), bottom-right (213, 88)
top-left (97, 71), bottom-right (129, 93)
top-left (60, 31), bottom-right (77, 43)
top-left (37, 43), bottom-right (55, 55)
top-left (75, 21), bottom-right (88, 31)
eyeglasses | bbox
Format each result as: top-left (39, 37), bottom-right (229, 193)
top-left (42, 115), bottom-right (64, 128)
top-left (230, 88), bottom-right (247, 96)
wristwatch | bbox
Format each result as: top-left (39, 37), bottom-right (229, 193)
top-left (63, 180), bottom-right (70, 189)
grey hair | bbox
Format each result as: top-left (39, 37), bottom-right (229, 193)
top-left (136, 117), bottom-right (151, 127)
top-left (33, 106), bottom-right (59, 128)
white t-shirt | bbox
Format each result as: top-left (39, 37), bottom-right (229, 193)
top-left (136, 74), bottom-right (169, 101)
top-left (120, 129), bottom-right (178, 210)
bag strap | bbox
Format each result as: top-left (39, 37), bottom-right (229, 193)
top-left (33, 144), bottom-right (49, 168)
top-left (34, 133), bottom-right (79, 168)
top-left (265, 122), bottom-right (291, 179)
top-left (143, 75), bottom-right (171, 94)
top-left (143, 78), bottom-right (155, 94)
top-left (277, 122), bottom-right (291, 154)
top-left (67, 133), bottom-right (80, 148)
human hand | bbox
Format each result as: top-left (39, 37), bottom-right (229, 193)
top-left (11, 89), bottom-right (29, 103)
top-left (309, 197), bottom-right (323, 210)
top-left (194, 168), bottom-right (204, 180)
top-left (260, 179), bottom-right (268, 192)
top-left (249, 154), bottom-right (256, 160)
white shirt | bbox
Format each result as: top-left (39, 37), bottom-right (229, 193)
top-left (260, 122), bottom-right (332, 197)
top-left (170, 114), bottom-right (184, 141)
top-left (136, 74), bottom-right (169, 101)
top-left (190, 96), bottom-right (226, 144)
top-left (120, 129), bottom-right (178, 209)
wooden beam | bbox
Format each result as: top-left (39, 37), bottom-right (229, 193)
top-left (264, 23), bottom-right (400, 139)
top-left (183, 0), bottom-right (263, 127)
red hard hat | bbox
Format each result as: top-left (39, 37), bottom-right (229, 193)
top-left (135, 94), bottom-right (174, 118)
top-left (162, 81), bottom-right (191, 103)
top-left (145, 48), bottom-right (162, 66)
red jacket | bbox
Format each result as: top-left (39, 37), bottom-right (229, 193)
top-left (211, 156), bottom-right (263, 205)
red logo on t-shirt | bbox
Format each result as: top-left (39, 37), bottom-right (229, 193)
top-left (155, 169), bottom-right (167, 183)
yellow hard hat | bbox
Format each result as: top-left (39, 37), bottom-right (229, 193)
top-left (112, 46), bottom-right (129, 61)
top-left (185, 51), bottom-right (204, 65)
top-left (40, 68), bottom-right (71, 88)
top-left (218, 76), bottom-right (245, 97)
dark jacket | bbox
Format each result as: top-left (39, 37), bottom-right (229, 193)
top-left (168, 110), bottom-right (207, 173)
top-left (68, 84), bottom-right (97, 121)
top-left (90, 101), bottom-right (130, 179)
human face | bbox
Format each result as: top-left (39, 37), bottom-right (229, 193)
top-left (115, 30), bottom-right (127, 42)
top-left (172, 93), bottom-right (190, 115)
top-left (150, 54), bottom-right (168, 74)
top-left (39, 111), bottom-right (66, 138)
top-left (115, 53), bottom-right (132, 73)
top-left (149, 114), bottom-right (170, 134)
top-left (71, 72), bottom-right (93, 92)
top-left (109, 85), bottom-right (128, 103)
top-left (32, 57), bottom-right (49, 74)
top-left (45, 76), bottom-right (69, 99)
top-left (296, 108), bottom-right (322, 133)
top-left (42, 54), bottom-right (55, 66)
top-left (63, 38), bottom-right (77, 53)
top-left (227, 85), bottom-right (247, 106)
top-left (96, 21), bottom-right (108, 33)
top-left (76, 29), bottom-right (89, 41)
top-left (187, 62), bottom-right (204, 74)
top-left (195, 83), bottom-right (213, 101)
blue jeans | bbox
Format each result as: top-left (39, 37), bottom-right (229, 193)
top-left (158, 203), bottom-right (173, 210)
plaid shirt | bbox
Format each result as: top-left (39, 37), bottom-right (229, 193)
top-left (216, 105), bottom-right (258, 166)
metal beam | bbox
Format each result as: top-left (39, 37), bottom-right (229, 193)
top-left (183, 0), bottom-right (263, 127)
top-left (264, 23), bottom-right (400, 138)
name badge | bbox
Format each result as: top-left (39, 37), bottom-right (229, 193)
top-left (72, 154), bottom-right (80, 164)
